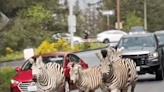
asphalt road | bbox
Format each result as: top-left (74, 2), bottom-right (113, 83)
top-left (1, 49), bottom-right (164, 92)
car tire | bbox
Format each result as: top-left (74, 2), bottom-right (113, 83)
top-left (103, 39), bottom-right (110, 43)
top-left (156, 66), bottom-right (164, 80)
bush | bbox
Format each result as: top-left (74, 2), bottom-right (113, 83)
top-left (5, 47), bottom-right (13, 54)
top-left (55, 39), bottom-right (72, 51)
top-left (0, 41), bottom-right (106, 62)
top-left (36, 39), bottom-right (72, 55)
top-left (0, 66), bottom-right (16, 92)
top-left (36, 40), bottom-right (57, 54)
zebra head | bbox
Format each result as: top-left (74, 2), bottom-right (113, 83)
top-left (30, 56), bottom-right (45, 82)
top-left (108, 46), bottom-right (124, 61)
top-left (69, 63), bottom-right (81, 84)
top-left (96, 49), bottom-right (112, 82)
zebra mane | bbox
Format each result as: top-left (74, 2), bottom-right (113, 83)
top-left (101, 49), bottom-right (108, 58)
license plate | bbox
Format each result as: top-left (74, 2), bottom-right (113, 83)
top-left (27, 85), bottom-right (37, 91)
top-left (136, 66), bottom-right (140, 71)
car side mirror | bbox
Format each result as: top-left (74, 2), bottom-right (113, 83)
top-left (15, 67), bottom-right (21, 72)
top-left (158, 43), bottom-right (164, 48)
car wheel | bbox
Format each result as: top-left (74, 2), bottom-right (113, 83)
top-left (103, 39), bottom-right (110, 43)
top-left (156, 66), bottom-right (164, 80)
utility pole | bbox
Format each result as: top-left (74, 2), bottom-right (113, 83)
top-left (88, 3), bottom-right (92, 32)
top-left (102, 10), bottom-right (114, 30)
top-left (116, 0), bottom-right (120, 30)
top-left (107, 15), bottom-right (110, 30)
top-left (144, 0), bottom-right (147, 31)
top-left (67, 0), bottom-right (76, 48)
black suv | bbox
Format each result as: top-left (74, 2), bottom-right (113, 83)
top-left (115, 33), bottom-right (164, 80)
top-left (128, 26), bottom-right (147, 35)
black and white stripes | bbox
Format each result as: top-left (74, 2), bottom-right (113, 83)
top-left (30, 56), bottom-right (67, 92)
top-left (96, 47), bottom-right (138, 92)
top-left (69, 63), bottom-right (107, 92)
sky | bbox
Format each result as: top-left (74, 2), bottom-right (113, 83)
top-left (78, 0), bottom-right (100, 9)
top-left (59, 0), bottom-right (100, 9)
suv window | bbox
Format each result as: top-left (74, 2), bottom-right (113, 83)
top-left (156, 34), bottom-right (164, 45)
top-left (129, 27), bottom-right (144, 32)
top-left (118, 36), bottom-right (156, 48)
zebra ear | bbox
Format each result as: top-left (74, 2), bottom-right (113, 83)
top-left (38, 56), bottom-right (42, 61)
top-left (109, 46), bottom-right (116, 53)
top-left (118, 47), bottom-right (124, 52)
top-left (29, 58), bottom-right (34, 64)
top-left (117, 47), bottom-right (124, 56)
top-left (36, 56), bottom-right (43, 64)
top-left (77, 65), bottom-right (81, 68)
top-left (95, 53), bottom-right (103, 60)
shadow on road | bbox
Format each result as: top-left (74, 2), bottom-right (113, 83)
top-left (137, 78), bottom-right (163, 83)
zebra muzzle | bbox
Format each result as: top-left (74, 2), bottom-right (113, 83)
top-left (70, 80), bottom-right (74, 85)
top-left (32, 75), bottom-right (37, 82)
top-left (102, 73), bottom-right (108, 82)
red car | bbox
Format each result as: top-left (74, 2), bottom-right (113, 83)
top-left (10, 52), bottom-right (88, 92)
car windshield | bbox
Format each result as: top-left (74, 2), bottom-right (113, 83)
top-left (130, 27), bottom-right (144, 32)
top-left (22, 56), bottom-right (64, 70)
top-left (156, 34), bottom-right (164, 44)
top-left (117, 36), bottom-right (155, 48)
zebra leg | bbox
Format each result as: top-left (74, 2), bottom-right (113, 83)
top-left (131, 82), bottom-right (136, 92)
top-left (100, 86), bottom-right (110, 92)
top-left (111, 89), bottom-right (120, 92)
top-left (85, 89), bottom-right (91, 92)
top-left (89, 90), bottom-right (95, 92)
top-left (65, 81), bottom-right (70, 92)
top-left (122, 87), bottom-right (128, 92)
top-left (79, 89), bottom-right (84, 92)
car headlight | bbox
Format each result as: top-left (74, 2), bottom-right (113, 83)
top-left (150, 52), bottom-right (159, 58)
top-left (11, 79), bottom-right (19, 84)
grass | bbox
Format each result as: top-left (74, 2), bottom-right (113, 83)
top-left (0, 51), bottom-right (23, 62)
top-left (0, 66), bottom-right (16, 92)
top-left (0, 42), bottom-right (106, 62)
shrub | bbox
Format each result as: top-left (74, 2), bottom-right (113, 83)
top-left (36, 39), bottom-right (72, 54)
top-left (55, 39), bottom-right (72, 51)
top-left (82, 42), bottom-right (94, 50)
top-left (0, 66), bottom-right (16, 91)
top-left (36, 40), bottom-right (57, 54)
top-left (5, 47), bottom-right (13, 54)
top-left (72, 44), bottom-right (81, 52)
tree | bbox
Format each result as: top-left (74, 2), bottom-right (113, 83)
top-left (101, 0), bottom-right (164, 31)
top-left (26, 4), bottom-right (51, 23)
top-left (123, 11), bottom-right (142, 31)
top-left (1, 4), bottom-right (52, 52)
top-left (73, 0), bottom-right (86, 37)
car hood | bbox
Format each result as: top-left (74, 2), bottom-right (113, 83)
top-left (122, 46), bottom-right (156, 55)
top-left (13, 70), bottom-right (33, 82)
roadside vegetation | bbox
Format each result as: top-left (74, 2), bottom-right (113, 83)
top-left (0, 66), bottom-right (16, 92)
top-left (0, 39), bottom-right (106, 62)
top-left (1, 0), bottom-right (164, 62)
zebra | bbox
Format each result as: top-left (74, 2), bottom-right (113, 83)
top-left (69, 63), bottom-right (108, 92)
top-left (29, 56), bottom-right (69, 92)
top-left (96, 47), bottom-right (138, 92)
